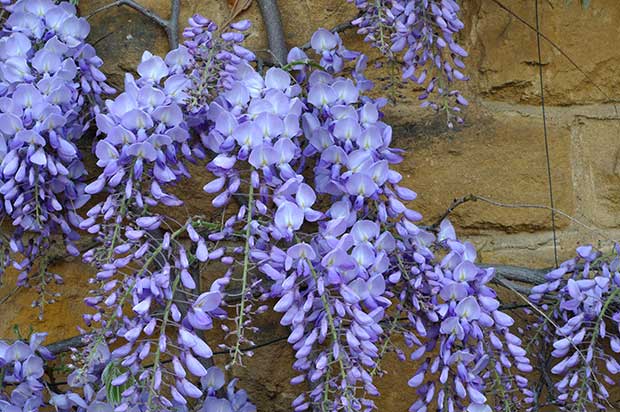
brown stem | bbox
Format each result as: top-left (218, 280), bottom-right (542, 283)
top-left (256, 0), bottom-right (288, 65)
top-left (430, 194), bottom-right (477, 229)
top-left (85, 0), bottom-right (180, 49)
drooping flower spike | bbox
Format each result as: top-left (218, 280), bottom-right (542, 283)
top-left (397, 220), bottom-right (532, 412)
top-left (349, 0), bottom-right (469, 126)
top-left (72, 17), bottom-right (258, 411)
top-left (527, 244), bottom-right (620, 411)
top-left (0, 0), bottom-right (112, 314)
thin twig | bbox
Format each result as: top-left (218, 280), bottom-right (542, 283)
top-left (85, 0), bottom-right (180, 49)
top-left (84, 1), bottom-right (121, 19)
top-left (430, 193), bottom-right (618, 243)
top-left (87, 0), bottom-right (166, 27)
top-left (0, 286), bottom-right (19, 305)
top-left (430, 194), bottom-right (477, 229)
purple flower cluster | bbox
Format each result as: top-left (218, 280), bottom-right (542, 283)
top-left (398, 220), bottom-right (531, 412)
top-left (0, 335), bottom-right (257, 412)
top-left (74, 43), bottom-right (242, 410)
top-left (0, 334), bottom-right (53, 412)
top-left (309, 28), bottom-right (359, 73)
top-left (528, 244), bottom-right (620, 410)
top-left (197, 29), bottom-right (394, 408)
top-left (182, 15), bottom-right (255, 133)
top-left (75, 216), bottom-right (225, 410)
top-left (200, 60), bottom-right (306, 362)
top-left (274, 44), bottom-right (404, 412)
top-left (350, 0), bottom-right (469, 126)
top-left (88, 49), bottom-right (194, 203)
top-left (201, 366), bottom-right (256, 412)
top-left (0, 0), bottom-right (111, 310)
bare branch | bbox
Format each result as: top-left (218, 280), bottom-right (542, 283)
top-left (430, 194), bottom-right (476, 229)
top-left (47, 334), bottom-right (91, 355)
top-left (430, 193), bottom-right (617, 243)
top-left (486, 264), bottom-right (547, 285)
top-left (85, 0), bottom-right (180, 49)
top-left (87, 0), bottom-right (166, 27)
top-left (256, 0), bottom-right (288, 65)
top-left (167, 0), bottom-right (181, 50)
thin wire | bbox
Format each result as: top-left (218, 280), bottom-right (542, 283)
top-left (534, 0), bottom-right (559, 267)
top-left (490, 0), bottom-right (620, 121)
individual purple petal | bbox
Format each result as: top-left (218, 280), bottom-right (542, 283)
top-left (137, 52), bottom-right (169, 83)
top-left (132, 297), bottom-right (152, 315)
top-left (202, 398), bottom-right (233, 412)
top-left (265, 67), bottom-right (291, 91)
top-left (310, 28), bottom-right (337, 52)
top-left (194, 291), bottom-right (222, 312)
top-left (492, 310), bottom-right (514, 327)
top-left (202, 366), bottom-right (226, 390)
top-left (274, 201), bottom-right (304, 232)
top-left (456, 296), bottom-right (481, 320)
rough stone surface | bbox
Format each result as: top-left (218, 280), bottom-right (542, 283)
top-left (0, 261), bottom-right (93, 342)
top-left (396, 108), bottom-right (575, 233)
top-left (463, 0), bottom-right (620, 106)
top-left (572, 118), bottom-right (620, 228)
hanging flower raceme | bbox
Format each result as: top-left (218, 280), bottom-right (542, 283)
top-left (395, 220), bottom-right (532, 412)
top-left (182, 15), bottom-right (256, 135)
top-left (88, 50), bottom-right (194, 203)
top-left (0, 0), bottom-right (112, 312)
top-left (74, 214), bottom-right (227, 411)
top-left (527, 244), bottom-right (620, 411)
top-left (244, 35), bottom-right (414, 411)
top-left (283, 72), bottom-right (385, 412)
top-left (199, 58), bottom-right (308, 364)
top-left (349, 0), bottom-right (468, 126)
top-left (74, 40), bottom-right (234, 411)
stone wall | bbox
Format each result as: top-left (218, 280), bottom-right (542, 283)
top-left (1, 0), bottom-right (620, 410)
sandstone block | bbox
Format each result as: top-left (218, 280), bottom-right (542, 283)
top-left (462, 0), bottom-right (620, 106)
top-left (572, 118), bottom-right (620, 228)
top-left (394, 109), bottom-right (574, 233)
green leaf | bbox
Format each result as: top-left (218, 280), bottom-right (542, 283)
top-left (581, 0), bottom-right (591, 8)
top-left (102, 362), bottom-right (132, 406)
